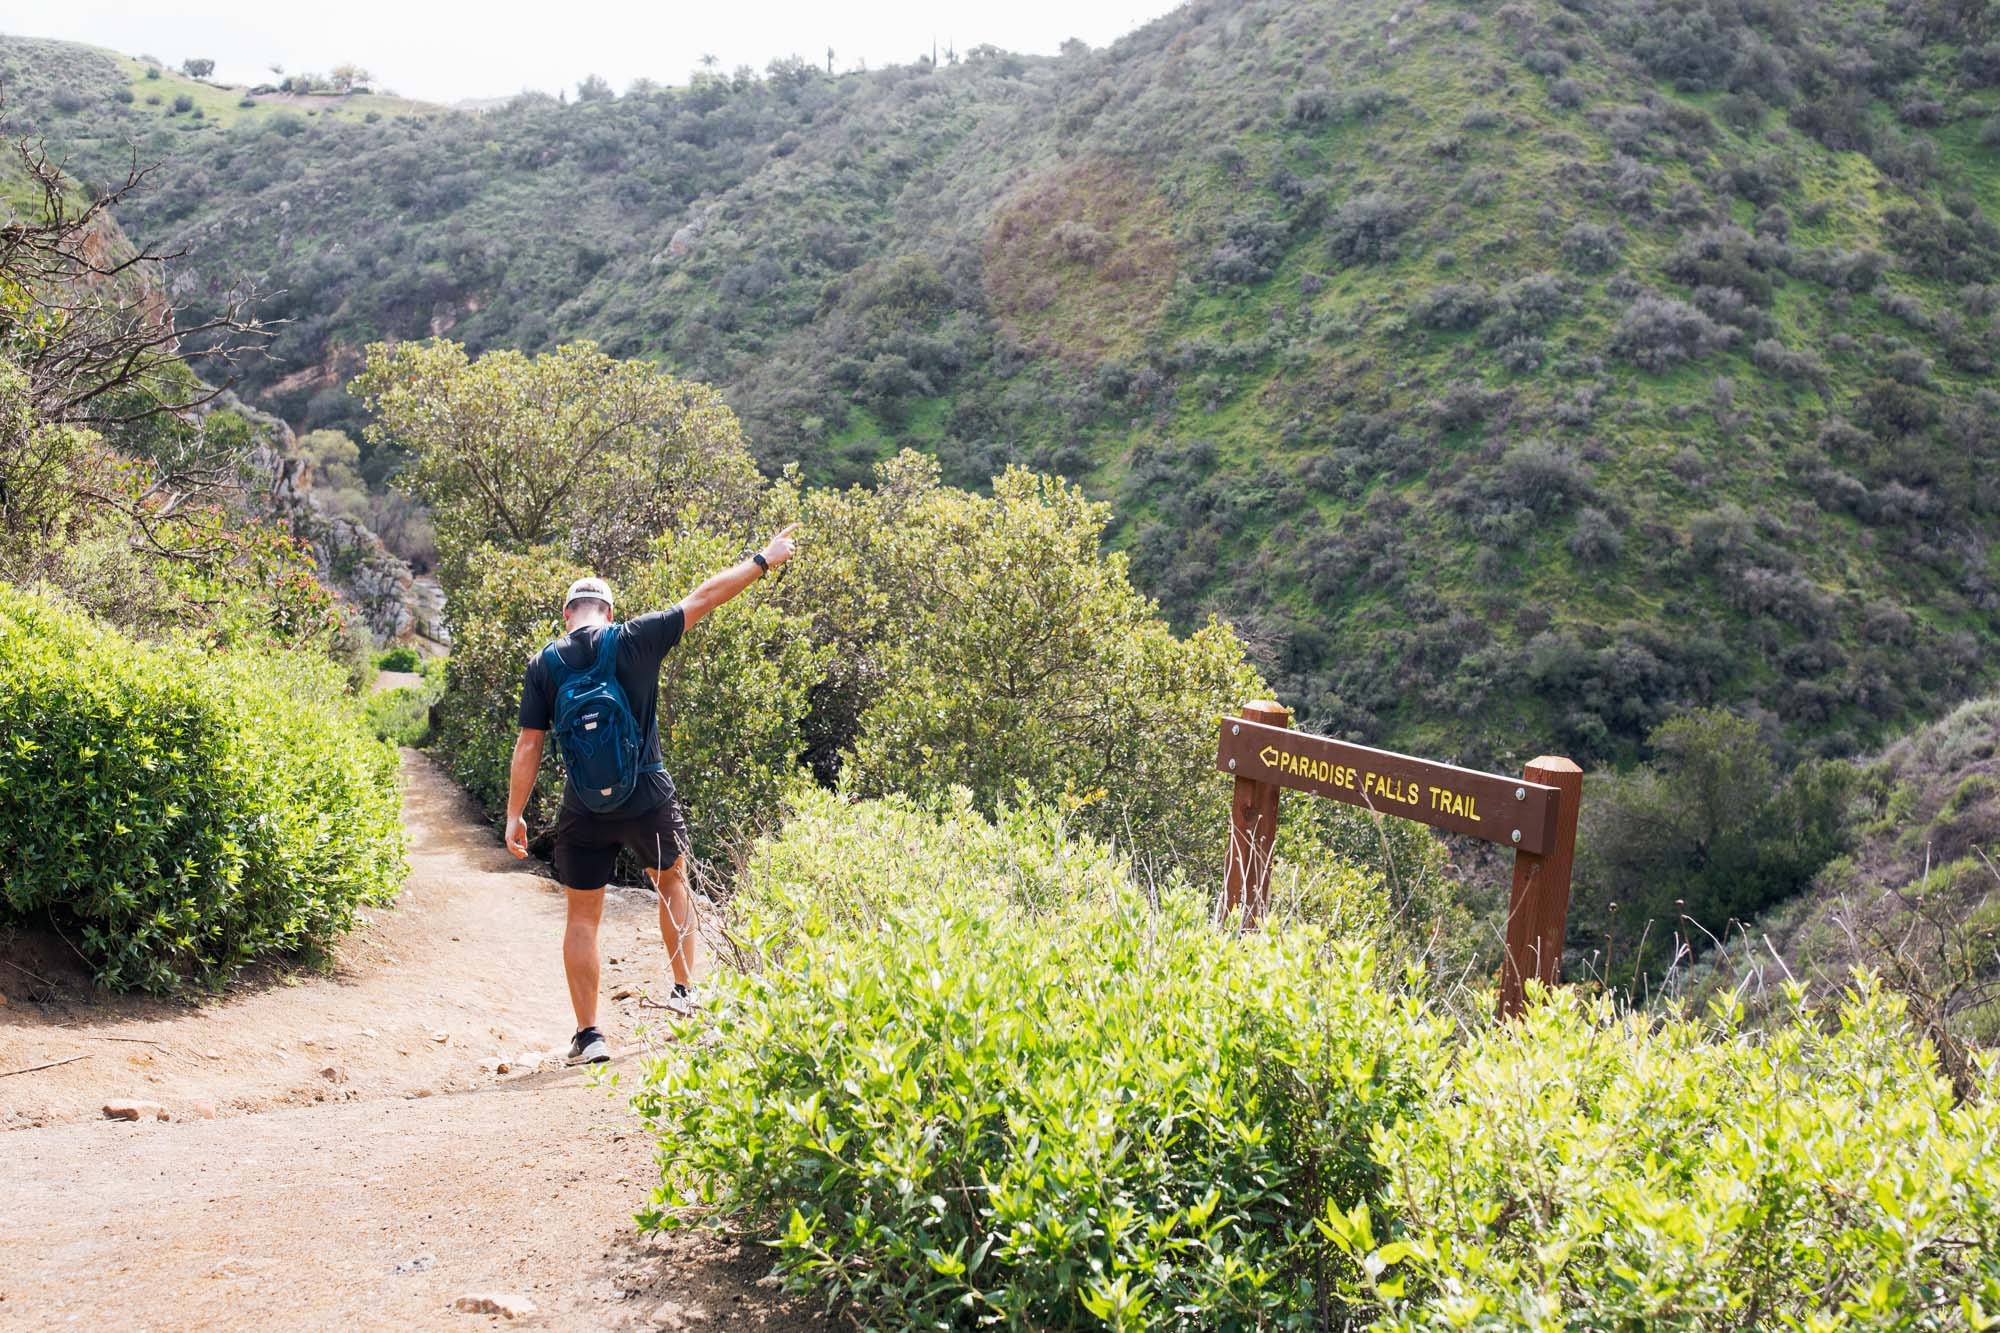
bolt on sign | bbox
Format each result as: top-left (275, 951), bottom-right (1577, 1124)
top-left (1214, 701), bottom-right (1582, 1020)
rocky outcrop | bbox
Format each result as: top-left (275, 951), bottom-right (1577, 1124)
top-left (215, 394), bottom-right (426, 647)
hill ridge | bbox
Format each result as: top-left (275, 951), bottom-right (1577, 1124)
top-left (7, 0), bottom-right (2000, 766)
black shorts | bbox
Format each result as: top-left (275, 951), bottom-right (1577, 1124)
top-left (552, 795), bottom-right (689, 892)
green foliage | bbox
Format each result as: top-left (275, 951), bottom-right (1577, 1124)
top-left (432, 544), bottom-right (581, 829)
top-left (23, 0), bottom-right (1999, 769)
top-left (638, 793), bottom-right (2000, 1329)
top-left (0, 584), bottom-right (405, 993)
top-left (1720, 692), bottom-right (2000, 1062)
top-left (0, 350), bottom-right (338, 652)
top-left (612, 529), bottom-right (828, 858)
top-left (796, 452), bottom-right (1265, 876)
top-left (1574, 708), bottom-right (1855, 989)
top-left (1336, 983), bottom-right (2000, 1328)
top-left (635, 790), bottom-right (1447, 1328)
top-left (353, 339), bottom-right (763, 586)
top-left (365, 667), bottom-right (444, 747)
top-left (375, 644), bottom-right (420, 673)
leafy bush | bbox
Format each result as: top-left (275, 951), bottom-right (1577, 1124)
top-left (1331, 983), bottom-right (2000, 1326)
top-left (354, 340), bottom-right (763, 586)
top-left (635, 791), bottom-right (1446, 1328)
top-left (1609, 292), bottom-right (1736, 370)
top-left (1202, 211), bottom-right (1291, 286)
top-left (1410, 282), bottom-right (1491, 331)
top-left (376, 645), bottom-right (420, 672)
top-left (1573, 708), bottom-right (1853, 988)
top-left (170, 93), bottom-right (193, 114)
top-left (365, 665), bottom-right (445, 747)
top-left (1286, 86), bottom-right (1336, 123)
top-left (1751, 337), bottom-right (1826, 385)
top-left (431, 545), bottom-right (580, 829)
top-left (804, 458), bottom-right (1264, 875)
top-left (366, 686), bottom-right (436, 748)
top-left (639, 794), bottom-right (2000, 1330)
top-left (0, 585), bottom-right (405, 992)
top-left (1560, 221), bottom-right (1620, 272)
top-left (1327, 192), bottom-right (1412, 266)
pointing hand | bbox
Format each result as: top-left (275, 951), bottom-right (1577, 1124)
top-left (761, 523), bottom-right (799, 570)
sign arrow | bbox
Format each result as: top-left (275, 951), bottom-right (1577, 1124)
top-left (1258, 745), bottom-right (1280, 767)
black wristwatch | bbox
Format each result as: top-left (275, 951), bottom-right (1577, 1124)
top-left (750, 551), bottom-right (769, 574)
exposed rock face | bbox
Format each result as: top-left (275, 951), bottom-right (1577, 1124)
top-left (215, 393), bottom-right (425, 647)
top-left (410, 575), bottom-right (451, 647)
top-left (260, 444), bottom-right (418, 645)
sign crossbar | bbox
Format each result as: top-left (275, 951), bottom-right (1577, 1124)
top-left (1212, 702), bottom-right (1582, 1021)
top-left (1215, 718), bottom-right (1561, 855)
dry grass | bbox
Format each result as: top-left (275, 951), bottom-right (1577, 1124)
top-left (982, 157), bottom-right (1176, 366)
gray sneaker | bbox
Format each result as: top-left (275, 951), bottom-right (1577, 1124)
top-left (565, 1027), bottom-right (609, 1065)
top-left (665, 983), bottom-right (705, 1017)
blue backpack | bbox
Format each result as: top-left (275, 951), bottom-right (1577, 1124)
top-left (542, 624), bottom-right (661, 813)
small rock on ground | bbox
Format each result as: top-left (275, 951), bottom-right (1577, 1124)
top-left (453, 1292), bottom-right (536, 1318)
top-left (102, 1100), bottom-right (166, 1122)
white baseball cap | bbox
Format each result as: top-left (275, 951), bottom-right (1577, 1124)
top-left (562, 576), bottom-right (614, 612)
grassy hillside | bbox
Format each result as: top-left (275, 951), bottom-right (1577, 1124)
top-left (9, 0), bottom-right (2000, 767)
top-left (0, 36), bottom-right (434, 141)
top-left (1713, 691), bottom-right (2000, 1050)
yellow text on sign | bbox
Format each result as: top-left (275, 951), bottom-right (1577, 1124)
top-left (1259, 745), bottom-right (1479, 820)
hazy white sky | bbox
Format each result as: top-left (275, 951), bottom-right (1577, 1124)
top-left (3, 0), bottom-right (1180, 103)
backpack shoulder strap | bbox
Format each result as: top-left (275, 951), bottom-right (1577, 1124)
top-left (586, 623), bottom-right (622, 683)
top-left (539, 638), bottom-right (570, 684)
top-left (542, 625), bottom-right (622, 688)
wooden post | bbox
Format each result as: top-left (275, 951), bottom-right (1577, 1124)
top-left (1223, 700), bottom-right (1291, 926)
top-left (1498, 756), bottom-right (1583, 1020)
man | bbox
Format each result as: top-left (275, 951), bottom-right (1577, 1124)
top-left (504, 524), bottom-right (798, 1064)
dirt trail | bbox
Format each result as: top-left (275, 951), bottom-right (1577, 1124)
top-left (0, 753), bottom-right (816, 1330)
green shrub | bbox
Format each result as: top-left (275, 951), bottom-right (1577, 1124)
top-left (0, 585), bottom-right (405, 993)
top-left (365, 666), bottom-right (444, 747)
top-left (796, 454), bottom-right (1265, 877)
top-left (635, 790), bottom-right (1446, 1327)
top-left (1333, 983), bottom-right (2000, 1327)
top-left (366, 686), bottom-right (435, 747)
top-left (432, 544), bottom-right (580, 828)
top-left (376, 644), bottom-right (421, 672)
top-left (637, 791), bottom-right (2000, 1329)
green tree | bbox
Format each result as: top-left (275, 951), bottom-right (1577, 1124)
top-left (180, 57), bottom-right (214, 79)
top-left (352, 340), bottom-right (762, 589)
top-left (1575, 708), bottom-right (1854, 988)
top-left (795, 452), bottom-right (1265, 874)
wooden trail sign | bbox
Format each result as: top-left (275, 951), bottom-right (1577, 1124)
top-left (1214, 700), bottom-right (1582, 1020)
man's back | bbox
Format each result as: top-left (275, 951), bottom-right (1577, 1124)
top-left (518, 608), bottom-right (685, 814)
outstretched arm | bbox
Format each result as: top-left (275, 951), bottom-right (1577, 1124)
top-left (504, 728), bottom-right (546, 858)
top-left (679, 523), bottom-right (799, 630)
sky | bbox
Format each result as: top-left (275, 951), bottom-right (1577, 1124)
top-left (1, 0), bottom-right (1182, 104)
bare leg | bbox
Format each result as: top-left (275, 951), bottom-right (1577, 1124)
top-left (562, 887), bottom-right (605, 1031)
top-left (647, 858), bottom-right (698, 989)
